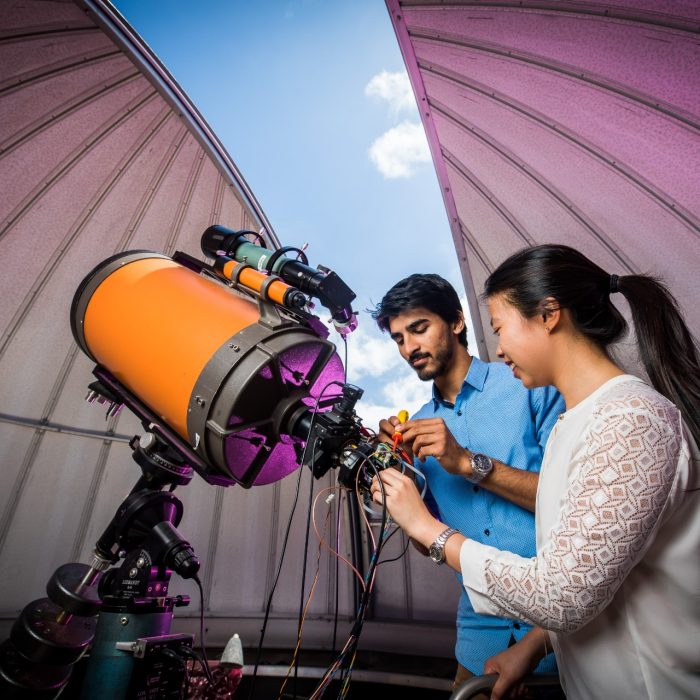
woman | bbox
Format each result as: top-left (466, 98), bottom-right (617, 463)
top-left (371, 245), bottom-right (700, 699)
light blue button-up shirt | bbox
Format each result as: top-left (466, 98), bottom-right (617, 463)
top-left (413, 356), bottom-right (564, 674)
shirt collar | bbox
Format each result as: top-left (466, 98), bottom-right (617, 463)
top-left (464, 356), bottom-right (488, 391)
top-left (431, 356), bottom-right (488, 407)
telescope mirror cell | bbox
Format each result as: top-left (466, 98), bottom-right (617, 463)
top-left (71, 251), bottom-right (345, 486)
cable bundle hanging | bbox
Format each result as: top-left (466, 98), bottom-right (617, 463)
top-left (307, 456), bottom-right (393, 699)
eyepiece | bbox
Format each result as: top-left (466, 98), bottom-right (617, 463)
top-left (335, 384), bottom-right (363, 418)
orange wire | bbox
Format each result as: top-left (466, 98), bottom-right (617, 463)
top-left (312, 486), bottom-right (366, 591)
top-left (276, 504), bottom-right (331, 700)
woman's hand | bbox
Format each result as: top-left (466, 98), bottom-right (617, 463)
top-left (370, 468), bottom-right (439, 542)
top-left (370, 468), bottom-right (466, 571)
top-left (483, 629), bottom-right (549, 700)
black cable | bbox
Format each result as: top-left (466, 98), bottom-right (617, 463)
top-left (193, 574), bottom-right (215, 686)
top-left (340, 461), bottom-right (388, 676)
top-left (247, 380), bottom-right (344, 700)
top-left (341, 334), bottom-right (348, 384)
top-left (331, 478), bottom-right (341, 654)
top-left (377, 530), bottom-right (411, 566)
top-left (159, 647), bottom-right (190, 699)
top-left (292, 436), bottom-right (319, 698)
top-left (247, 454), bottom-right (306, 700)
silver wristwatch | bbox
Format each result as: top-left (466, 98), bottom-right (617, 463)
top-left (429, 527), bottom-right (458, 565)
top-left (468, 453), bottom-right (493, 484)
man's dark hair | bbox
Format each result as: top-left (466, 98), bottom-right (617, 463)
top-left (371, 273), bottom-right (468, 347)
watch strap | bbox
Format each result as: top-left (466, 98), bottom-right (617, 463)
top-left (429, 526), bottom-right (458, 565)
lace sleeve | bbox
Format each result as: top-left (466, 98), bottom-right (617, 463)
top-left (481, 394), bottom-right (681, 633)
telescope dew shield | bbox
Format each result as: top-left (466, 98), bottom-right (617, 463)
top-left (71, 251), bottom-right (345, 487)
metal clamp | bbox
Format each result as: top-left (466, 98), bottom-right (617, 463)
top-left (264, 245), bottom-right (309, 274)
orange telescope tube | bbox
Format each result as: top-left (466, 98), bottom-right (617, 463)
top-left (73, 252), bottom-right (259, 440)
top-left (71, 251), bottom-right (344, 486)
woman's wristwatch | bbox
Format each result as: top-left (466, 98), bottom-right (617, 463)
top-left (429, 527), bottom-right (459, 565)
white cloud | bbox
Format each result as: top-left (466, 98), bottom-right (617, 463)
top-left (356, 371), bottom-right (431, 432)
top-left (344, 324), bottom-right (403, 382)
top-left (458, 293), bottom-right (484, 358)
top-left (355, 399), bottom-right (394, 434)
top-left (364, 70), bottom-right (416, 115)
top-left (368, 120), bottom-right (431, 179)
top-left (381, 371), bottom-right (432, 409)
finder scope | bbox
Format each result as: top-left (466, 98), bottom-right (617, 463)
top-left (201, 225), bottom-right (357, 334)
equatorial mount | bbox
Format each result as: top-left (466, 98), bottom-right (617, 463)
top-left (0, 429), bottom-right (201, 699)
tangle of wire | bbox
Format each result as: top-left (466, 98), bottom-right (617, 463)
top-left (311, 437), bottom-right (429, 697)
top-left (332, 325), bottom-right (349, 656)
top-left (275, 487), bottom-right (337, 699)
top-left (287, 325), bottom-right (346, 694)
top-left (285, 482), bottom-right (371, 699)
top-left (359, 442), bottom-right (427, 520)
top-left (251, 330), bottom-right (416, 698)
top-left (305, 453), bottom-right (394, 699)
top-left (291, 376), bottom-right (352, 695)
top-left (271, 448), bottom-right (389, 699)
top-left (252, 328), bottom-right (347, 697)
top-left (246, 379), bottom-right (345, 700)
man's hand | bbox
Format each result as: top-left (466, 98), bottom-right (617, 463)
top-left (396, 418), bottom-right (472, 476)
top-left (483, 630), bottom-right (548, 700)
top-left (385, 417), bottom-right (538, 513)
top-left (378, 416), bottom-right (400, 445)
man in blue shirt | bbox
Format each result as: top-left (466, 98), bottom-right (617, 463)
top-left (372, 273), bottom-right (564, 690)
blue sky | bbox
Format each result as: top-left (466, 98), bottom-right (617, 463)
top-left (113, 0), bottom-right (466, 427)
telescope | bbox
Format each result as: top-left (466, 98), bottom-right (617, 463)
top-left (70, 226), bottom-right (365, 488)
top-left (1, 228), bottom-right (402, 698)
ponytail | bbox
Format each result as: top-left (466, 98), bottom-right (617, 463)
top-left (484, 245), bottom-right (700, 447)
top-left (617, 275), bottom-right (700, 448)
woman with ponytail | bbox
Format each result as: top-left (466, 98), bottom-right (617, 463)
top-left (371, 245), bottom-right (700, 699)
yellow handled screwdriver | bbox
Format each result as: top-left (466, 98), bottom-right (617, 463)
top-left (392, 410), bottom-right (410, 450)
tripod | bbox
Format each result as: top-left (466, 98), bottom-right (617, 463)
top-left (0, 431), bottom-right (202, 699)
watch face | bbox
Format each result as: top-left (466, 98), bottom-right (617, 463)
top-left (429, 542), bottom-right (444, 564)
top-left (472, 453), bottom-right (492, 476)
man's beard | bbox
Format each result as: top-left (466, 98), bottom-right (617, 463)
top-left (410, 344), bottom-right (453, 381)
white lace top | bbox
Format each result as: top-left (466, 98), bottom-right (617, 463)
top-left (460, 375), bottom-right (700, 699)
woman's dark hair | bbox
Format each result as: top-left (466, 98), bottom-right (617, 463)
top-left (483, 244), bottom-right (700, 447)
top-left (372, 273), bottom-right (468, 347)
